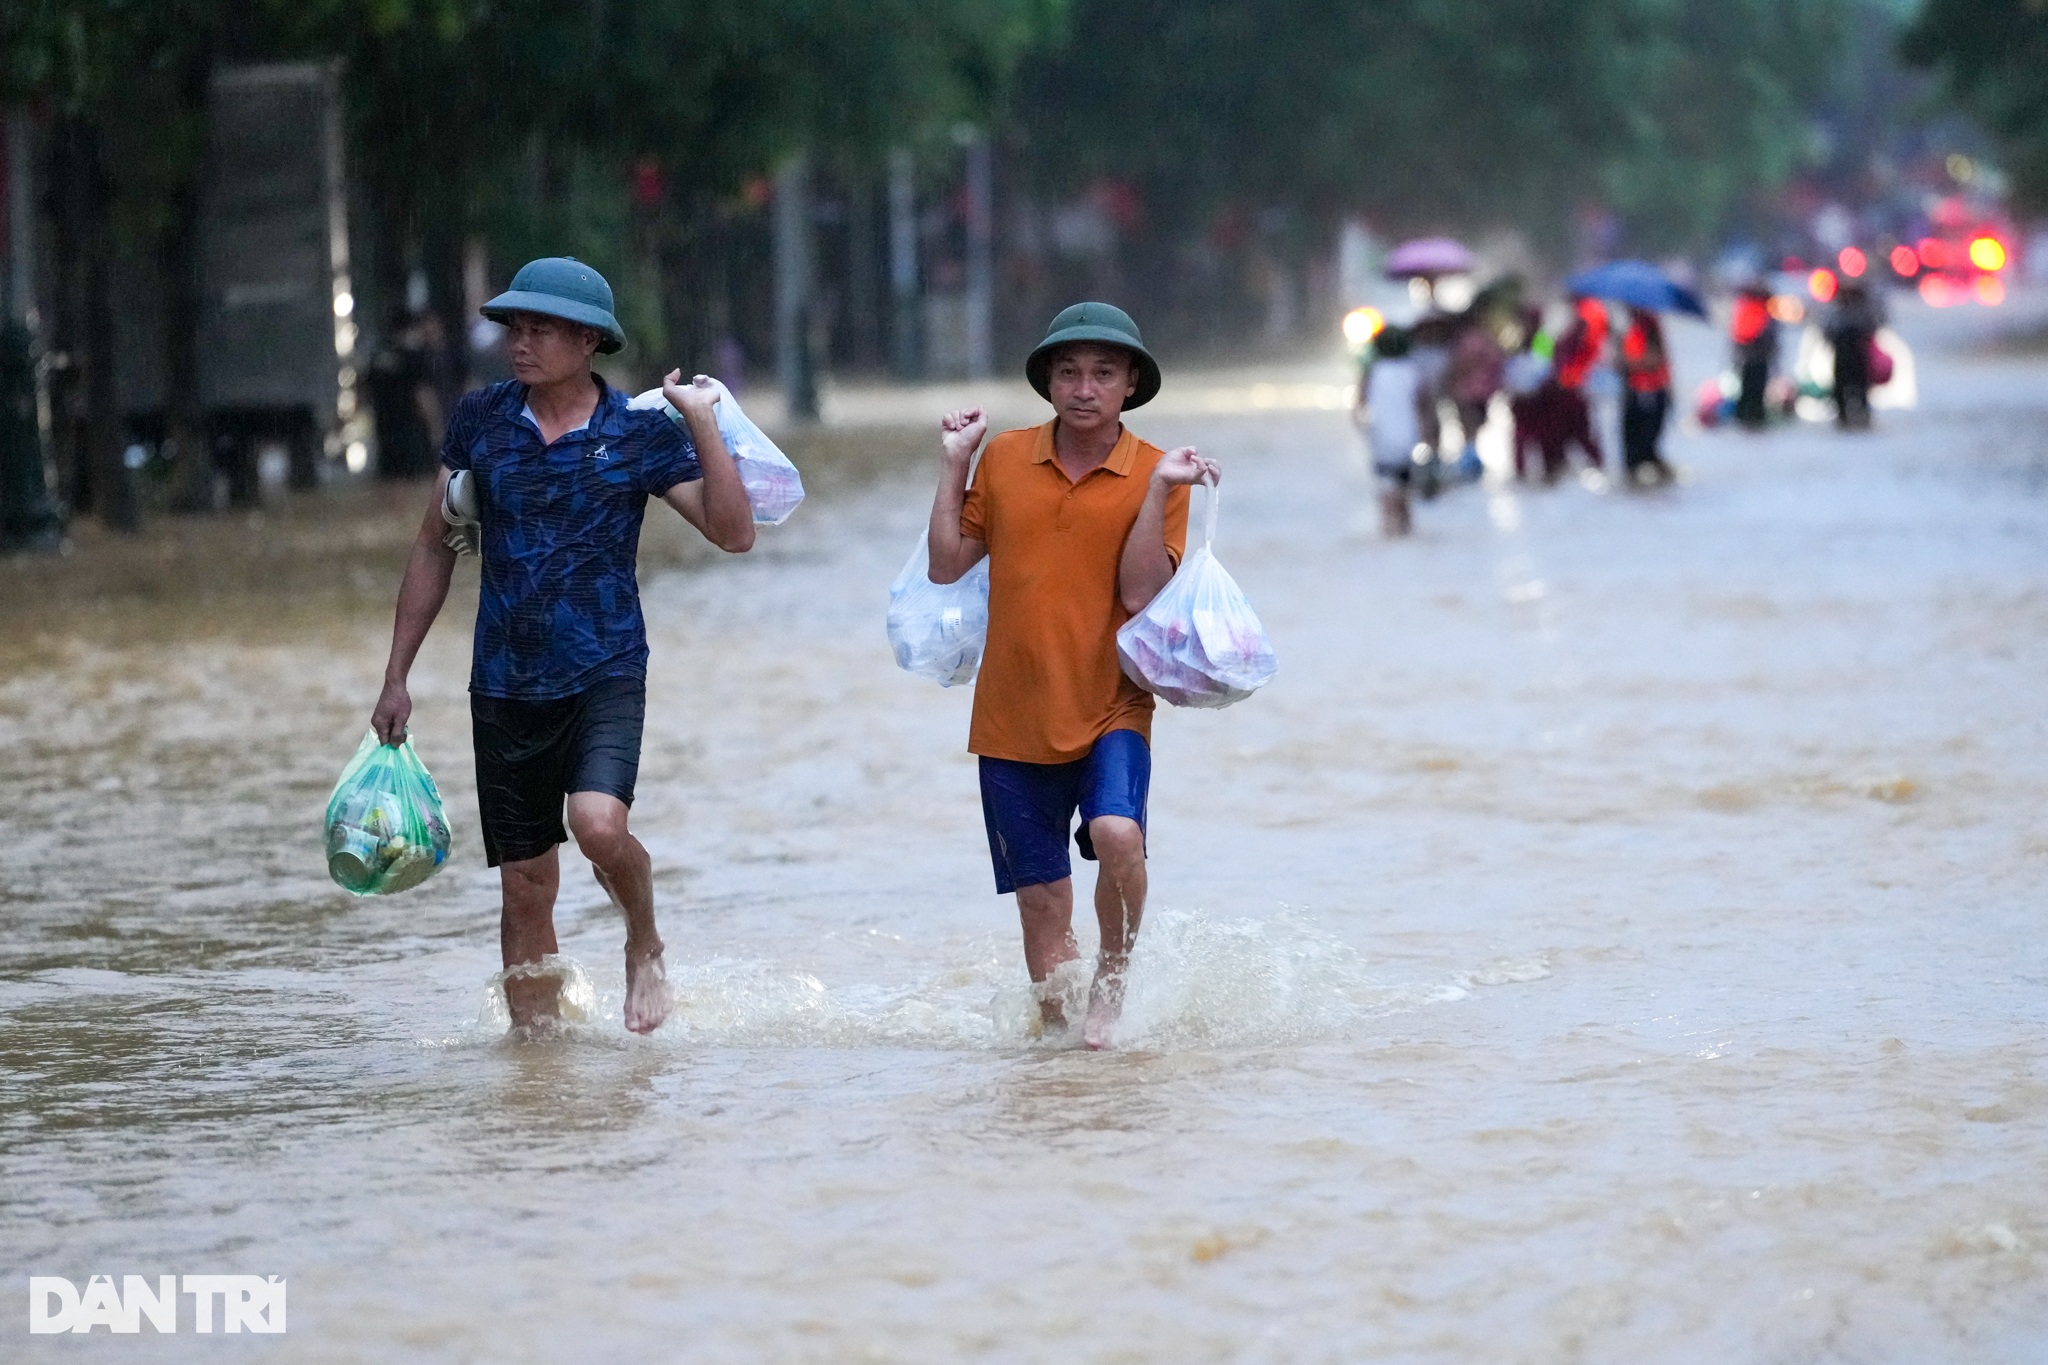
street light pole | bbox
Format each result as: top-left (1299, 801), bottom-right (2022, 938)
top-left (888, 147), bottom-right (919, 381)
top-left (963, 133), bottom-right (993, 381)
top-left (774, 153), bottom-right (818, 423)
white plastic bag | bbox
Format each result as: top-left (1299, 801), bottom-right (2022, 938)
top-left (1116, 477), bottom-right (1277, 708)
top-left (629, 380), bottom-right (805, 525)
top-left (887, 535), bottom-right (991, 687)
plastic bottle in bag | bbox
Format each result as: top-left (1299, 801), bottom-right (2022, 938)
top-left (887, 534), bottom-right (991, 687)
top-left (629, 380), bottom-right (805, 525)
top-left (323, 732), bottom-right (454, 895)
top-left (1115, 476), bottom-right (1277, 708)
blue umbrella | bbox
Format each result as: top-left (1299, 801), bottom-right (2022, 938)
top-left (1564, 260), bottom-right (1707, 319)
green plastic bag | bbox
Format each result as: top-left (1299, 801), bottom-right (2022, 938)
top-left (323, 732), bottom-right (453, 895)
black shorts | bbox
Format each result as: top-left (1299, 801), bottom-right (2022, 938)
top-left (470, 675), bottom-right (646, 866)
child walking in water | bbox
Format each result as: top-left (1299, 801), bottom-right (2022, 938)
top-left (1358, 324), bottom-right (1423, 536)
top-left (923, 302), bottom-right (1215, 1048)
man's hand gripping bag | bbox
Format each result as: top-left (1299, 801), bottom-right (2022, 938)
top-left (1116, 476), bottom-right (1277, 708)
top-left (323, 732), bottom-right (454, 895)
top-left (630, 380), bottom-right (805, 526)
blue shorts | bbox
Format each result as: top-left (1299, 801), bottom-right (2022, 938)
top-left (978, 729), bottom-right (1151, 894)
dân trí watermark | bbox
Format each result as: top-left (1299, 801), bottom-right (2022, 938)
top-left (28, 1275), bottom-right (286, 1334)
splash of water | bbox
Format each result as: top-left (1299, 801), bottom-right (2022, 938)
top-left (475, 954), bottom-right (600, 1030)
top-left (1107, 907), bottom-right (1464, 1047)
top-left (470, 909), bottom-right (1528, 1051)
top-left (431, 912), bottom-right (1546, 1050)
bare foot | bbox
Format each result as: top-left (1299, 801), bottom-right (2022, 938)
top-left (502, 962), bottom-right (563, 1034)
top-left (1083, 970), bottom-right (1125, 1051)
top-left (624, 942), bottom-right (671, 1034)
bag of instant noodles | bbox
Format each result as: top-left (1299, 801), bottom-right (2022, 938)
top-left (1116, 476), bottom-right (1277, 708)
top-left (323, 732), bottom-right (453, 895)
top-left (630, 380), bottom-right (805, 526)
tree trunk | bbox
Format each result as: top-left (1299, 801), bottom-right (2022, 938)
top-left (53, 115), bottom-right (135, 533)
top-left (964, 135), bottom-right (994, 380)
top-left (163, 52), bottom-right (215, 513)
top-left (888, 147), bottom-right (920, 380)
top-left (845, 170), bottom-right (880, 371)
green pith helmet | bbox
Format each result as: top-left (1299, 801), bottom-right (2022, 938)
top-left (481, 257), bottom-right (626, 354)
top-left (1025, 301), bottom-right (1161, 409)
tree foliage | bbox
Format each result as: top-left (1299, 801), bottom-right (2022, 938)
top-left (1901, 0), bottom-right (2048, 211)
top-left (1014, 0), bottom-right (1851, 253)
top-left (1, 0), bottom-right (1060, 519)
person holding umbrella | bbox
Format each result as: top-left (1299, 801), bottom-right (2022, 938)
top-left (1382, 238), bottom-right (1478, 495)
top-left (1384, 237), bottom-right (1477, 284)
top-left (1564, 261), bottom-right (1704, 486)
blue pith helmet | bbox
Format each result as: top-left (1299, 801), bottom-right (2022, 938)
top-left (1025, 301), bottom-right (1161, 408)
top-left (481, 257), bottom-right (626, 354)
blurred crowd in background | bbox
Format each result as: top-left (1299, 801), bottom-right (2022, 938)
top-left (1338, 225), bottom-right (1949, 536)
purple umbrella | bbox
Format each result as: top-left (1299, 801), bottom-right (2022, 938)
top-left (1384, 237), bottom-right (1475, 279)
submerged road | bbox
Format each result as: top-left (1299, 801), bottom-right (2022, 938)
top-left (4, 295), bottom-right (2046, 1361)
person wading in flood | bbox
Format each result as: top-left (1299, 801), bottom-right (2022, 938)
top-left (1618, 306), bottom-right (1674, 485)
top-left (924, 303), bottom-right (1216, 1048)
top-left (369, 257), bottom-right (755, 1034)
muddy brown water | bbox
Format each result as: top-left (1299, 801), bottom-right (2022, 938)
top-left (4, 307), bottom-right (2046, 1361)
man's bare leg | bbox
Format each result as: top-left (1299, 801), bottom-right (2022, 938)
top-left (1014, 878), bottom-right (1081, 1029)
top-left (565, 791), bottom-right (668, 1034)
top-left (1083, 815), bottom-right (1148, 1050)
top-left (500, 849), bottom-right (562, 1032)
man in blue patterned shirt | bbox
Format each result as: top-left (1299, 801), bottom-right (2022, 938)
top-left (371, 257), bottom-right (755, 1035)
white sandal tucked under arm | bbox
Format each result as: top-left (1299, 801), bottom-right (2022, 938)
top-left (441, 469), bottom-right (481, 556)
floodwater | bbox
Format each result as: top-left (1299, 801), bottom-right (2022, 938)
top-left (5, 298), bottom-right (2047, 1362)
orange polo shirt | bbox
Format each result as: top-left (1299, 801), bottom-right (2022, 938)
top-left (960, 421), bottom-right (1191, 764)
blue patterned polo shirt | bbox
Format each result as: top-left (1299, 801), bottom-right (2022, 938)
top-left (440, 377), bottom-right (700, 700)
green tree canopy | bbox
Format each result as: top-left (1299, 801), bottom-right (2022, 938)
top-left (1014, 0), bottom-right (1851, 253)
top-left (1901, 0), bottom-right (2048, 211)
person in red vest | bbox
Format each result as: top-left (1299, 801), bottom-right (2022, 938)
top-left (1730, 282), bottom-right (1776, 430)
top-left (1618, 308), bottom-right (1674, 484)
top-left (1511, 297), bottom-right (1608, 483)
top-left (1555, 295), bottom-right (1608, 390)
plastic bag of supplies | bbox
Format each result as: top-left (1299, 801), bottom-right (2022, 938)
top-left (323, 732), bottom-right (454, 895)
top-left (887, 534), bottom-right (991, 687)
top-left (1115, 476), bottom-right (1277, 708)
top-left (629, 380), bottom-right (805, 526)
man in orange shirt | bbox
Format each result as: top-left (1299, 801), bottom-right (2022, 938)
top-left (925, 303), bottom-right (1216, 1049)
